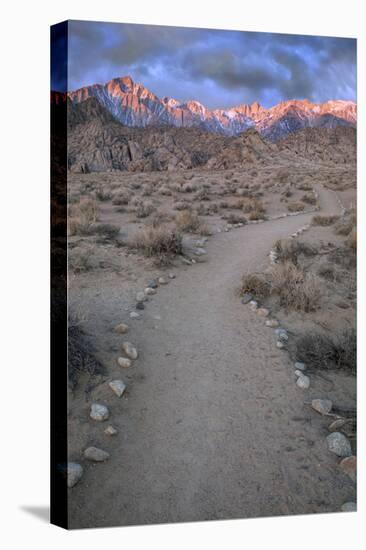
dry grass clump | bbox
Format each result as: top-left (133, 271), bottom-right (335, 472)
top-left (287, 201), bottom-right (305, 212)
top-left (302, 193), bottom-right (317, 205)
top-left (95, 187), bottom-right (112, 202)
top-left (159, 184), bottom-right (172, 196)
top-left (129, 225), bottom-right (182, 264)
top-left (92, 223), bottom-right (120, 240)
top-left (274, 239), bottom-right (317, 265)
top-left (112, 191), bottom-right (129, 206)
top-left (240, 272), bottom-right (270, 299)
top-left (297, 182), bottom-right (312, 191)
top-left (224, 212), bottom-right (247, 225)
top-left (68, 198), bottom-right (99, 236)
top-left (241, 198), bottom-right (266, 220)
top-left (270, 262), bottom-right (321, 312)
top-left (68, 246), bottom-right (95, 272)
top-left (132, 199), bottom-right (154, 218)
top-left (175, 209), bottom-right (202, 233)
top-left (277, 168), bottom-right (291, 183)
top-left (174, 200), bottom-right (191, 211)
top-left (68, 317), bottom-right (105, 388)
top-left (312, 214), bottom-right (340, 226)
top-left (194, 189), bottom-right (210, 201)
top-left (294, 328), bottom-right (356, 373)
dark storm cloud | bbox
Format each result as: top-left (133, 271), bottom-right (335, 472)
top-left (66, 21), bottom-right (356, 108)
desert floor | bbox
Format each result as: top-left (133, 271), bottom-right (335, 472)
top-left (67, 172), bottom-right (356, 528)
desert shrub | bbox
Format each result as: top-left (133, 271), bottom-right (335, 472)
top-left (302, 193), bottom-right (316, 205)
top-left (282, 187), bottom-right (293, 198)
top-left (175, 209), bottom-right (201, 233)
top-left (334, 220), bottom-right (354, 236)
top-left (95, 187), bottom-right (112, 201)
top-left (312, 214), bottom-right (340, 226)
top-left (240, 273), bottom-right (270, 299)
top-left (129, 225), bottom-right (182, 264)
top-left (68, 318), bottom-right (104, 388)
top-left (68, 198), bottom-right (99, 235)
top-left (277, 169), bottom-right (291, 183)
top-left (194, 189), bottom-right (210, 201)
top-left (134, 200), bottom-right (154, 218)
top-left (297, 182), bottom-right (312, 191)
top-left (68, 246), bottom-right (94, 272)
top-left (174, 200), bottom-right (191, 211)
top-left (141, 184), bottom-right (153, 197)
top-left (219, 200), bottom-right (229, 209)
top-left (112, 191), bottom-right (129, 206)
top-left (224, 213), bottom-right (247, 225)
top-left (274, 239), bottom-right (317, 265)
top-left (159, 184), bottom-right (172, 196)
top-left (294, 328), bottom-right (356, 373)
top-left (270, 262), bottom-right (321, 312)
top-left (92, 223), bottom-right (120, 240)
top-left (182, 182), bottom-right (197, 193)
top-left (287, 201), bottom-right (305, 212)
top-left (317, 263), bottom-right (337, 281)
top-left (249, 200), bottom-right (266, 220)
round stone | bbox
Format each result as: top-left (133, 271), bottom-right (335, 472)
top-left (266, 319), bottom-right (279, 328)
top-left (311, 399), bottom-right (332, 415)
top-left (90, 403), bottom-right (109, 422)
top-left (84, 446), bottom-right (110, 462)
top-left (326, 432), bottom-right (352, 457)
top-left (104, 425), bottom-right (118, 436)
top-left (122, 342), bottom-right (138, 360)
top-left (145, 287), bottom-right (156, 295)
top-left (136, 291), bottom-right (146, 303)
top-left (117, 357), bottom-right (132, 368)
top-left (67, 462), bottom-right (83, 488)
top-left (296, 375), bottom-right (310, 389)
top-left (339, 456), bottom-right (356, 482)
top-left (294, 362), bottom-right (306, 371)
top-left (257, 308), bottom-right (270, 317)
top-left (108, 379), bottom-right (126, 397)
top-left (114, 323), bottom-right (129, 334)
top-left (130, 312), bottom-right (141, 319)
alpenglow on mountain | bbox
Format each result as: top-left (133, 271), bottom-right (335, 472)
top-left (68, 76), bottom-right (357, 140)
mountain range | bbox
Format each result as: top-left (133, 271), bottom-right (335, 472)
top-left (68, 76), bottom-right (356, 140)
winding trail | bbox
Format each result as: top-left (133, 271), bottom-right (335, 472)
top-left (69, 185), bottom-right (355, 528)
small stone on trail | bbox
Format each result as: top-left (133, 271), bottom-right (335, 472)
top-left (294, 370), bottom-right (303, 377)
top-left (109, 380), bottom-right (126, 397)
top-left (241, 293), bottom-right (253, 304)
top-left (90, 403), bottom-right (109, 421)
top-left (276, 341), bottom-right (285, 349)
top-left (296, 375), bottom-right (310, 389)
top-left (340, 502), bottom-right (357, 512)
top-left (257, 307), bottom-right (270, 317)
top-left (114, 323), bottom-right (129, 334)
top-left (339, 456), bottom-right (356, 482)
top-left (84, 446), bottom-right (110, 462)
top-left (67, 462), bottom-right (83, 488)
top-left (117, 357), bottom-right (132, 368)
top-left (168, 273), bottom-right (176, 279)
top-left (328, 418), bottom-right (349, 432)
top-left (249, 300), bottom-right (258, 311)
top-left (311, 399), bottom-right (332, 415)
top-left (326, 432), bottom-right (352, 457)
top-left (130, 312), bottom-right (140, 319)
top-left (266, 319), bottom-right (279, 328)
top-left (275, 328), bottom-right (288, 341)
top-left (136, 302), bottom-right (145, 310)
top-left (294, 362), bottom-right (306, 371)
top-left (158, 277), bottom-right (168, 285)
top-left (147, 279), bottom-right (158, 289)
top-left (194, 247), bottom-right (207, 256)
top-left (122, 341), bottom-right (138, 360)
top-left (145, 287), bottom-right (156, 295)
top-left (136, 291), bottom-right (147, 303)
top-left (104, 425), bottom-right (118, 436)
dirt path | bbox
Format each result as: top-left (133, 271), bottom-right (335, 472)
top-left (69, 185), bottom-right (355, 528)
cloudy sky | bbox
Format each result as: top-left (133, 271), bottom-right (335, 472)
top-left (55, 20), bottom-right (356, 109)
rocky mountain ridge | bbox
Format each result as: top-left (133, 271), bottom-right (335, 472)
top-left (68, 76), bottom-right (356, 140)
top-left (65, 96), bottom-right (356, 173)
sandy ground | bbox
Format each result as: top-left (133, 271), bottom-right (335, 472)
top-left (67, 183), bottom-right (355, 528)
